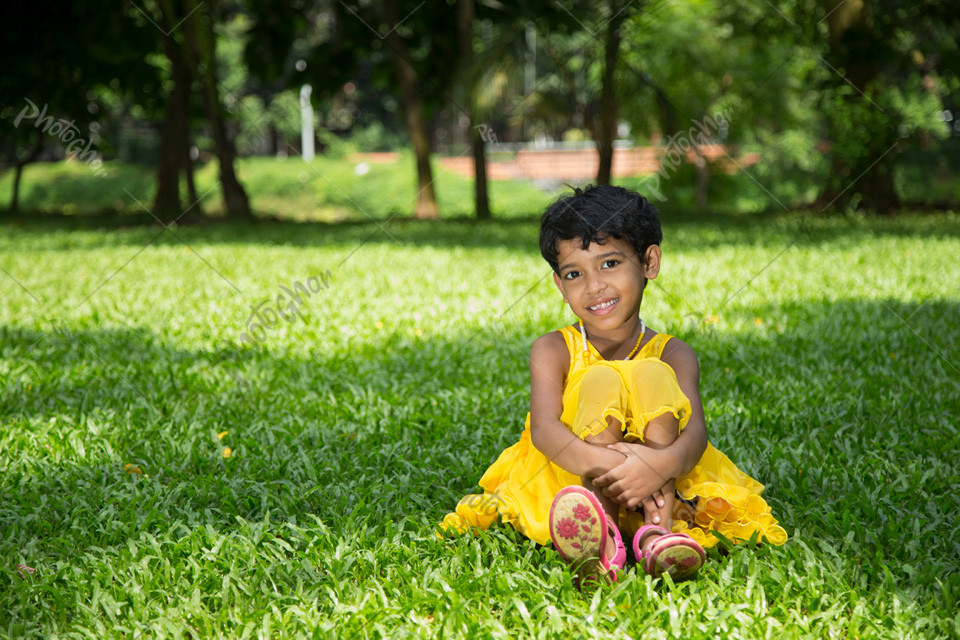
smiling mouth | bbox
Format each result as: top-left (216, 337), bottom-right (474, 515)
top-left (588, 298), bottom-right (619, 312)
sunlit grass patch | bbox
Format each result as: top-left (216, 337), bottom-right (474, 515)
top-left (1, 212), bottom-right (958, 638)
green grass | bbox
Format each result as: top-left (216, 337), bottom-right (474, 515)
top-left (0, 155), bottom-right (554, 221)
top-left (1, 210), bottom-right (959, 638)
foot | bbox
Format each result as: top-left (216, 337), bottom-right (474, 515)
top-left (632, 524), bottom-right (705, 581)
top-left (550, 486), bottom-right (625, 585)
top-left (604, 534), bottom-right (618, 560)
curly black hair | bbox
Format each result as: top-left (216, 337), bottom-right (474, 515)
top-left (539, 184), bottom-right (662, 274)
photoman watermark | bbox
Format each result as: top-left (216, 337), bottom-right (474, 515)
top-left (475, 124), bottom-right (498, 144)
top-left (13, 99), bottom-right (107, 176)
top-left (642, 108), bottom-right (732, 201)
top-left (241, 271), bottom-right (332, 345)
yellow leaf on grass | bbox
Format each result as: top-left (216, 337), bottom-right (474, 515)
top-left (222, 447), bottom-right (233, 458)
top-left (218, 431), bottom-right (228, 440)
top-left (124, 464), bottom-right (143, 475)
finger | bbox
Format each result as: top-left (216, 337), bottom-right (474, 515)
top-left (607, 443), bottom-right (630, 455)
top-left (603, 479), bottom-right (624, 499)
top-left (652, 489), bottom-right (666, 508)
top-left (643, 497), bottom-right (661, 525)
top-left (595, 460), bottom-right (629, 488)
top-left (593, 470), bottom-right (615, 488)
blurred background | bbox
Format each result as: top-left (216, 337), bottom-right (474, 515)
top-left (1, 0), bottom-right (958, 222)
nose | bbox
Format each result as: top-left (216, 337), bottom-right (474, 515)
top-left (585, 271), bottom-right (606, 295)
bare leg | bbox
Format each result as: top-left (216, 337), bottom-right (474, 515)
top-left (583, 415), bottom-right (623, 559)
top-left (632, 411), bottom-right (679, 553)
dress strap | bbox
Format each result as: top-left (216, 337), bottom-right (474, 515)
top-left (558, 324), bottom-right (580, 356)
top-left (640, 333), bottom-right (672, 359)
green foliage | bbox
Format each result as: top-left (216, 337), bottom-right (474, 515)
top-left (235, 96), bottom-right (270, 156)
top-left (821, 87), bottom-right (900, 179)
top-left (267, 91), bottom-right (303, 141)
top-left (343, 121), bottom-right (409, 153)
top-left (896, 139), bottom-right (960, 204)
top-left (1, 212), bottom-right (958, 637)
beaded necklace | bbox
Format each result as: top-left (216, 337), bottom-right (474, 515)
top-left (579, 318), bottom-right (646, 359)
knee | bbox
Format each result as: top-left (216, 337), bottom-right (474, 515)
top-left (641, 412), bottom-right (680, 449)
top-left (580, 364), bottom-right (624, 391)
top-left (626, 358), bottom-right (676, 387)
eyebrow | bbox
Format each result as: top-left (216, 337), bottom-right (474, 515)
top-left (558, 250), bottom-right (627, 273)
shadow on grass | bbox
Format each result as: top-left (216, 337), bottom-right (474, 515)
top-left (1, 297), bottom-right (958, 605)
top-left (3, 209), bottom-right (959, 257)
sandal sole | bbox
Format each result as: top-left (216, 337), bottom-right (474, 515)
top-left (645, 533), bottom-right (706, 580)
top-left (549, 486), bottom-right (606, 564)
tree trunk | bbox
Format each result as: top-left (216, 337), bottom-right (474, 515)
top-left (153, 94), bottom-right (183, 218)
top-left (815, 0), bottom-right (899, 214)
top-left (154, 0), bottom-right (204, 221)
top-left (177, 67), bottom-right (200, 209)
top-left (185, 0), bottom-right (253, 220)
top-left (269, 124), bottom-right (279, 156)
top-left (384, 0), bottom-right (439, 219)
top-left (457, 0), bottom-right (489, 219)
top-left (472, 126), bottom-right (490, 219)
top-left (10, 131), bottom-right (44, 214)
top-left (694, 148), bottom-right (708, 212)
top-left (154, 5), bottom-right (187, 219)
top-left (597, 3), bottom-right (626, 185)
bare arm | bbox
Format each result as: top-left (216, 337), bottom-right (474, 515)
top-left (659, 338), bottom-right (708, 477)
top-left (528, 332), bottom-right (625, 478)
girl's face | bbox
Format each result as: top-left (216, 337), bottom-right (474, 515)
top-left (552, 235), bottom-right (661, 334)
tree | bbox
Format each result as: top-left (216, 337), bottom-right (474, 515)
top-left (153, 0), bottom-right (203, 220)
top-left (382, 0), bottom-right (440, 219)
top-left (809, 0), bottom-right (959, 213)
top-left (814, 0), bottom-right (900, 213)
top-left (246, 0), bottom-right (461, 219)
top-left (0, 1), bottom-right (158, 214)
top-left (457, 0), bottom-right (489, 219)
top-left (183, 0), bottom-right (253, 219)
top-left (597, 1), bottom-right (631, 185)
top-left (128, 0), bottom-right (254, 220)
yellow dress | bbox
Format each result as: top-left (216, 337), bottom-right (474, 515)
top-left (440, 324), bottom-right (787, 549)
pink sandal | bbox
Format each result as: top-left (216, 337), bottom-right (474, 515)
top-left (632, 524), bottom-right (705, 581)
top-left (549, 486), bottom-right (626, 585)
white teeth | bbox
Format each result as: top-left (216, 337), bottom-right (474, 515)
top-left (589, 298), bottom-right (618, 311)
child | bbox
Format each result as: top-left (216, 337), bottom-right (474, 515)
top-left (441, 185), bottom-right (787, 582)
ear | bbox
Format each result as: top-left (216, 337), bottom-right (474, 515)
top-left (552, 272), bottom-right (568, 302)
top-left (643, 245), bottom-right (662, 280)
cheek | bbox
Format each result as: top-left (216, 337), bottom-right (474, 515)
top-left (557, 282), bottom-right (579, 303)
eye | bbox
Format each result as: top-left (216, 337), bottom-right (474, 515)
top-left (602, 259), bottom-right (620, 269)
top-left (563, 270), bottom-right (581, 280)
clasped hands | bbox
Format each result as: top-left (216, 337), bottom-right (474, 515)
top-left (592, 442), bottom-right (673, 524)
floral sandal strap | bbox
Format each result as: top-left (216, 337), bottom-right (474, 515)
top-left (602, 518), bottom-right (627, 578)
top-left (632, 524), bottom-right (671, 561)
top-left (644, 533), bottom-right (705, 580)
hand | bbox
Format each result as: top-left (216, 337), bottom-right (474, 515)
top-left (593, 442), bottom-right (673, 513)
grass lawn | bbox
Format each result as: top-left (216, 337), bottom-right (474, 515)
top-left (0, 155), bottom-right (555, 222)
top-left (1, 209), bottom-right (959, 638)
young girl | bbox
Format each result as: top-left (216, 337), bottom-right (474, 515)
top-left (441, 185), bottom-right (787, 582)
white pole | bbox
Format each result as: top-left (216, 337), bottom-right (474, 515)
top-left (300, 84), bottom-right (314, 162)
top-left (525, 22), bottom-right (535, 143)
